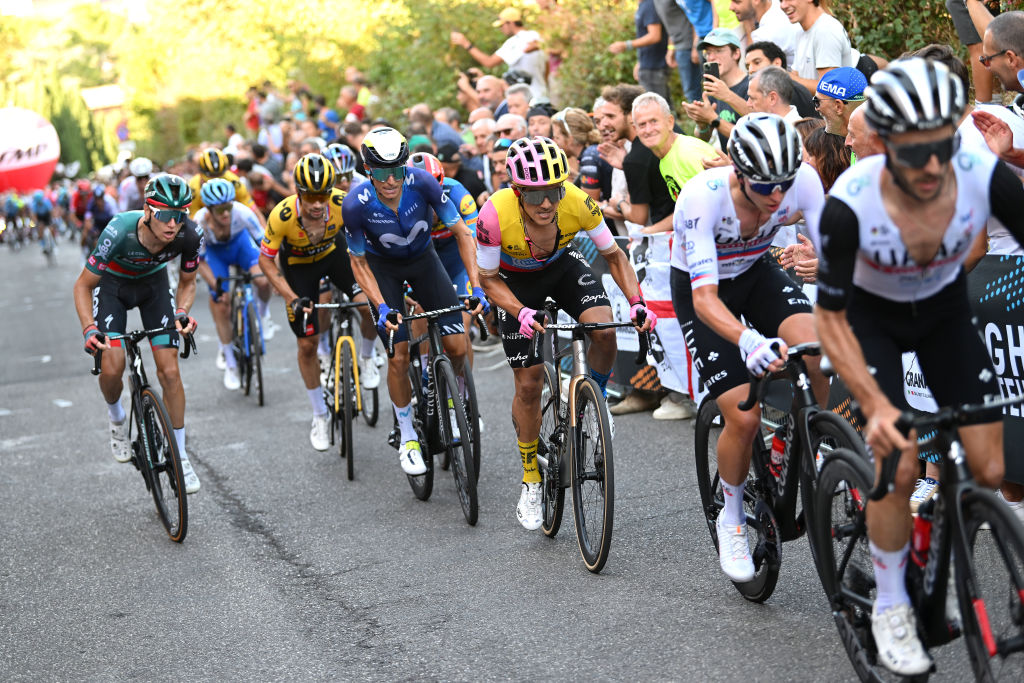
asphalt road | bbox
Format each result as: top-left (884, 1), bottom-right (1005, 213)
top-left (0, 239), bottom-right (975, 681)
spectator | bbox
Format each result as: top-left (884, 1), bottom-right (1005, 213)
top-left (730, 0), bottom-right (801, 67)
top-left (654, 0), bottom-right (701, 103)
top-left (435, 107), bottom-right (462, 132)
top-left (632, 92), bottom-right (716, 201)
top-left (451, 8), bottom-right (549, 99)
top-left (813, 66), bottom-right (867, 137)
top-left (677, 0), bottom-right (715, 49)
top-left (802, 126), bottom-right (849, 192)
top-left (745, 40), bottom-right (819, 118)
top-left (979, 10), bottom-right (1024, 99)
top-left (495, 113), bottom-right (528, 141)
top-left (684, 28), bottom-right (750, 146)
top-left (407, 134), bottom-right (434, 154)
top-left (550, 108), bottom-right (604, 185)
top-left (592, 86), bottom-right (640, 236)
top-left (251, 142), bottom-right (283, 180)
top-left (336, 85), bottom-right (365, 122)
top-left (947, 0), bottom-right (998, 104)
top-left (468, 106), bottom-right (494, 126)
top-left (505, 84), bottom-right (533, 119)
top-left (844, 106), bottom-right (884, 161)
top-left (475, 75), bottom-right (509, 118)
top-left (339, 120), bottom-right (367, 153)
top-left (609, 0), bottom-right (671, 102)
top-left (527, 104), bottom-right (557, 137)
top-left (485, 137), bottom-right (513, 194)
top-left (747, 66), bottom-right (801, 123)
top-left (408, 102), bottom-right (465, 150)
top-left (781, 0), bottom-right (859, 92)
top-left (245, 86), bottom-right (262, 133)
top-left (436, 142), bottom-right (488, 206)
top-left (471, 118), bottom-right (497, 158)
top-left (225, 123), bottom-right (244, 150)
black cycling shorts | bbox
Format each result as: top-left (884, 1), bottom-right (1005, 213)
top-left (847, 273), bottom-right (1002, 424)
top-left (671, 255), bottom-right (812, 399)
top-left (496, 248), bottom-right (610, 369)
top-left (280, 238), bottom-right (361, 338)
top-left (93, 267), bottom-right (179, 349)
top-left (366, 241), bottom-right (464, 345)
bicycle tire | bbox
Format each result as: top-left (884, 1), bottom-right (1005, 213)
top-left (251, 307), bottom-right (264, 407)
top-left (462, 366), bottom-right (482, 483)
top-left (350, 309), bottom-right (380, 428)
top-left (234, 301), bottom-right (252, 396)
top-left (812, 447), bottom-right (885, 682)
top-left (139, 388), bottom-right (188, 542)
top-left (694, 396), bottom-right (780, 602)
top-left (243, 303), bottom-right (257, 398)
top-left (570, 377), bottom-right (614, 573)
top-left (435, 357), bottom-right (478, 525)
top-left (338, 337), bottom-right (356, 480)
top-left (405, 419), bottom-right (434, 501)
top-left (956, 488), bottom-right (1024, 681)
top-left (540, 362), bottom-right (564, 538)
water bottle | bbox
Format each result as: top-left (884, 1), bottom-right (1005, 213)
top-left (769, 426), bottom-right (785, 479)
top-left (911, 497), bottom-right (934, 568)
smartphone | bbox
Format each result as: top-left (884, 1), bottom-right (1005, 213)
top-left (702, 62), bottom-right (720, 82)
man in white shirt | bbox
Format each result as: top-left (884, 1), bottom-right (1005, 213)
top-left (780, 0), bottom-right (857, 91)
top-left (450, 8), bottom-right (548, 100)
top-left (731, 0), bottom-right (801, 67)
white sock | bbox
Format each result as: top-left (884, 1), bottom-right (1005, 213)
top-left (721, 479), bottom-right (746, 526)
top-left (220, 342), bottom-right (237, 369)
top-left (173, 427), bottom-right (187, 459)
top-left (871, 541), bottom-right (911, 612)
top-left (308, 387), bottom-right (328, 416)
top-left (318, 335), bottom-right (330, 356)
top-left (393, 402), bottom-right (417, 442)
top-left (256, 296), bottom-right (268, 320)
top-left (360, 336), bottom-right (375, 358)
top-left (107, 399), bottom-right (125, 424)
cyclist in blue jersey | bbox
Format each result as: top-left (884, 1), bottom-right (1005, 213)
top-left (29, 189), bottom-right (54, 253)
top-left (341, 128), bottom-right (486, 476)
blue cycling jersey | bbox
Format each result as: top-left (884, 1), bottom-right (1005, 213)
top-left (30, 195), bottom-right (52, 215)
top-left (434, 177), bottom-right (479, 242)
top-left (341, 166), bottom-right (461, 259)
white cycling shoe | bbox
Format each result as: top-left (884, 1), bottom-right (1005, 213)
top-left (871, 603), bottom-right (932, 676)
top-left (179, 457), bottom-right (201, 494)
top-left (716, 514), bottom-right (755, 582)
top-left (398, 441), bottom-right (427, 475)
top-left (359, 355), bottom-right (381, 389)
top-left (517, 482), bottom-right (543, 530)
top-left (110, 419), bottom-right (131, 463)
top-left (310, 414), bottom-right (330, 451)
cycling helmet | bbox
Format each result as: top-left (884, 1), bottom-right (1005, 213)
top-left (863, 57), bottom-right (965, 137)
top-left (408, 152), bottom-right (445, 185)
top-left (324, 143), bottom-right (357, 175)
top-left (198, 148), bottom-right (229, 176)
top-left (360, 127), bottom-right (409, 168)
top-left (76, 179), bottom-right (91, 193)
top-left (33, 189), bottom-right (44, 201)
top-left (92, 184), bottom-right (105, 198)
top-left (293, 153), bottom-right (336, 193)
top-left (727, 113), bottom-right (802, 183)
top-left (505, 136), bottom-right (570, 187)
top-left (144, 174), bottom-right (193, 209)
top-left (200, 178), bottom-right (236, 206)
top-left (129, 157), bottom-right (154, 178)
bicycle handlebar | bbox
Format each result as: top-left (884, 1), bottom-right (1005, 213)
top-left (88, 324), bottom-right (196, 375)
top-left (737, 342), bottom-right (820, 411)
top-left (385, 310), bottom-right (399, 358)
top-left (526, 309), bottom-right (653, 365)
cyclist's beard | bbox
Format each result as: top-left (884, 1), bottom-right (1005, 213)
top-left (885, 154), bottom-right (945, 202)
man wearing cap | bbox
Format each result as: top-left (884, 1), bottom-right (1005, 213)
top-left (683, 27), bottom-right (750, 147)
top-left (437, 142), bottom-right (488, 202)
top-left (451, 8), bottom-right (548, 100)
top-left (814, 66), bottom-right (866, 138)
top-left (609, 0), bottom-right (671, 102)
top-left (526, 103), bottom-right (556, 138)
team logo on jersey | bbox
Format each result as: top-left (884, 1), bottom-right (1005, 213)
top-left (847, 176), bottom-right (869, 196)
top-left (459, 194), bottom-right (475, 216)
top-left (358, 188), bottom-right (372, 204)
top-left (708, 351), bottom-right (719, 361)
top-left (378, 220), bottom-right (429, 248)
top-left (957, 151), bottom-right (975, 171)
top-left (706, 179), bottom-right (724, 191)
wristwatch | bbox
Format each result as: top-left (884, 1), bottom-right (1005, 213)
top-left (710, 118), bottom-right (721, 130)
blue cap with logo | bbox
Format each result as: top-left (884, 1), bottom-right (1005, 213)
top-left (816, 67), bottom-right (868, 102)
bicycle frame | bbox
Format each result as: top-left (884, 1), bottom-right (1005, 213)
top-left (225, 271), bottom-right (264, 360)
top-left (317, 296), bottom-right (367, 414)
top-left (404, 302), bottom-right (466, 443)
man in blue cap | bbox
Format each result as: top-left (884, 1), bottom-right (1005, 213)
top-left (814, 66), bottom-right (866, 138)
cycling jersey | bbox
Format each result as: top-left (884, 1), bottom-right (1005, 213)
top-left (433, 177), bottom-right (479, 241)
top-left (117, 176), bottom-right (145, 212)
top-left (30, 194), bottom-right (53, 216)
top-left (187, 170), bottom-right (256, 216)
top-left (476, 183), bottom-right (615, 273)
top-left (86, 194), bottom-right (118, 232)
top-left (261, 190), bottom-right (346, 266)
top-left (341, 167), bottom-right (460, 259)
top-left (195, 201), bottom-right (264, 248)
top-left (86, 210), bottom-right (203, 279)
top-left (671, 163), bottom-right (824, 288)
top-left (816, 152), bottom-right (1024, 309)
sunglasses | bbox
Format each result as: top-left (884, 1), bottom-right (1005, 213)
top-left (518, 185), bottom-right (566, 205)
top-left (299, 191), bottom-right (332, 203)
top-left (745, 178), bottom-right (795, 196)
top-left (889, 134), bottom-right (960, 169)
top-left (552, 109), bottom-right (572, 136)
top-left (367, 166), bottom-right (407, 182)
top-left (152, 208), bottom-right (188, 223)
top-left (211, 204), bottom-right (233, 215)
top-left (979, 49), bottom-right (1009, 67)
top-left (337, 171), bottom-right (354, 182)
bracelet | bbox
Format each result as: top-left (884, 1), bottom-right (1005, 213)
top-left (625, 39), bottom-right (634, 50)
top-left (617, 200), bottom-right (626, 215)
top-left (710, 118), bottom-right (721, 130)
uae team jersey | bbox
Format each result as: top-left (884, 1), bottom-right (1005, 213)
top-left (342, 166), bottom-right (460, 259)
top-left (671, 163), bottom-right (824, 288)
top-left (476, 183), bottom-right (615, 273)
top-left (261, 189), bottom-right (346, 266)
top-left (86, 210), bottom-right (204, 278)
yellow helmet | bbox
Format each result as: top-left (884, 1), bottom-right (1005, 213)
top-left (294, 153), bottom-right (336, 193)
top-left (198, 148), bottom-right (229, 177)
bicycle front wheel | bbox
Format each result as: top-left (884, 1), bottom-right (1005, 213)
top-left (539, 362), bottom-right (564, 538)
top-left (570, 377), bottom-right (613, 573)
top-left (956, 488), bottom-right (1024, 680)
top-left (336, 337), bottom-right (356, 480)
top-left (247, 303), bottom-right (264, 407)
top-left (462, 365), bottom-right (481, 483)
top-left (140, 388), bottom-right (187, 542)
top-left (436, 358), bottom-right (477, 525)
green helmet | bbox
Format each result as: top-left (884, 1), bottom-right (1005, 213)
top-left (144, 174), bottom-right (193, 209)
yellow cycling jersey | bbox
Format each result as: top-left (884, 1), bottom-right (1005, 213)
top-left (260, 189), bottom-right (346, 265)
top-left (188, 170), bottom-right (256, 216)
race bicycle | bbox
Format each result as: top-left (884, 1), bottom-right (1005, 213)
top-left (217, 270), bottom-right (266, 406)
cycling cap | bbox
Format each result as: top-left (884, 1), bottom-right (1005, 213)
top-left (129, 157), bottom-right (154, 178)
top-left (145, 174), bottom-right (193, 209)
top-left (198, 148), bottom-right (229, 176)
top-left (324, 143), bottom-right (357, 175)
top-left (506, 136), bottom-right (570, 187)
top-left (360, 127), bottom-right (409, 169)
top-left (863, 57), bottom-right (965, 137)
top-left (294, 153), bottom-right (336, 193)
top-left (727, 113), bottom-right (802, 183)
top-left (408, 152), bottom-right (445, 185)
top-left (200, 178), bottom-right (236, 206)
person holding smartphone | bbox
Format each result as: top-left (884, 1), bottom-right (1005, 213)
top-left (682, 28), bottom-right (750, 147)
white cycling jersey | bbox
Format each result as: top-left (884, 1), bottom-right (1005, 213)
top-left (670, 163), bottom-right (824, 289)
top-left (194, 201), bottom-right (264, 248)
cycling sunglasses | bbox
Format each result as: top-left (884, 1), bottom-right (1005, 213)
top-left (518, 185), bottom-right (566, 206)
top-left (745, 177), bottom-right (795, 196)
top-left (367, 166), bottom-right (407, 182)
top-left (338, 171), bottom-right (354, 182)
top-left (152, 208), bottom-right (188, 223)
top-left (299, 191), bottom-right (333, 203)
top-left (211, 204), bottom-right (232, 214)
top-left (889, 134), bottom-right (960, 169)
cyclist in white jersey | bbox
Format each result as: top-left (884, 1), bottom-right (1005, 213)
top-left (118, 158), bottom-right (153, 212)
top-left (671, 113), bottom-right (828, 583)
top-left (814, 58), bottom-right (1024, 676)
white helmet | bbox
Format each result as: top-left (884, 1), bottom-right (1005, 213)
top-left (727, 113), bottom-right (802, 183)
top-left (129, 157), bottom-right (154, 178)
top-left (863, 58), bottom-right (965, 137)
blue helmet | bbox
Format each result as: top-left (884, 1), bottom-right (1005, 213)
top-left (200, 177), bottom-right (235, 206)
top-left (324, 143), bottom-right (357, 175)
top-left (32, 189), bottom-right (44, 201)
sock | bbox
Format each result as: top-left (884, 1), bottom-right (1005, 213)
top-left (393, 401), bottom-right (417, 442)
top-left (870, 541), bottom-right (911, 612)
top-left (173, 427), bottom-right (187, 459)
top-left (457, 373), bottom-right (467, 399)
top-left (721, 479), bottom-right (746, 526)
top-left (107, 399), bottom-right (125, 424)
top-left (256, 296), bottom-right (268, 320)
top-left (318, 335), bottom-right (330, 357)
top-left (519, 438), bottom-right (541, 484)
top-left (361, 336), bottom-right (375, 358)
top-left (590, 368), bottom-right (611, 397)
top-left (308, 387), bottom-right (328, 416)
top-left (220, 342), bottom-right (237, 370)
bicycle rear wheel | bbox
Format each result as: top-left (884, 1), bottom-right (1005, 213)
top-left (694, 397), bottom-right (780, 602)
top-left (140, 388), bottom-right (187, 542)
top-left (539, 362), bottom-right (564, 538)
top-left (335, 337), bottom-right (356, 480)
top-left (405, 419), bottom-right (434, 501)
top-left (247, 303), bottom-right (264, 406)
top-left (462, 366), bottom-right (481, 483)
top-left (436, 357), bottom-right (478, 525)
top-left (570, 377), bottom-right (613, 573)
top-left (956, 488), bottom-right (1024, 680)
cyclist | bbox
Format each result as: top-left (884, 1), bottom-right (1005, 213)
top-left (341, 127), bottom-right (485, 476)
top-left (82, 184), bottom-right (119, 263)
top-left (475, 136), bottom-right (655, 530)
top-left (814, 58), bottom-right (1024, 676)
top-left (193, 178), bottom-right (273, 390)
top-left (669, 113), bottom-right (827, 582)
top-left (118, 157), bottom-right (153, 211)
top-left (258, 153), bottom-right (377, 451)
top-left (188, 148), bottom-right (266, 228)
top-left (29, 189), bottom-right (54, 253)
top-left (71, 174), bottom-right (203, 494)
top-left (324, 142), bottom-right (367, 193)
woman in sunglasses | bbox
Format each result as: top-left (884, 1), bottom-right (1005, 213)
top-left (475, 136), bottom-right (655, 531)
top-left (72, 173), bottom-right (204, 494)
top-left (670, 113), bottom-right (828, 585)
